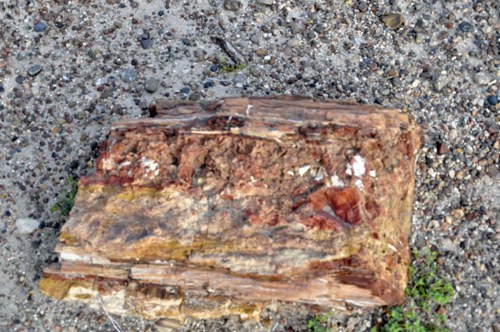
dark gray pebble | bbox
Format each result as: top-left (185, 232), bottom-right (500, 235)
top-left (28, 65), bottom-right (42, 77)
top-left (140, 39), bottom-right (152, 49)
top-left (15, 75), bottom-right (24, 84)
top-left (459, 22), bottom-right (474, 32)
top-left (189, 92), bottom-right (201, 100)
top-left (145, 77), bottom-right (159, 93)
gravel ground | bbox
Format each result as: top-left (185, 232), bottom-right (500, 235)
top-left (1, 0), bottom-right (500, 331)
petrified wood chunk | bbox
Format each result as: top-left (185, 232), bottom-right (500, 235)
top-left (40, 96), bottom-right (422, 324)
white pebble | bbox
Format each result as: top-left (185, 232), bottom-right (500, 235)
top-left (15, 218), bottom-right (39, 234)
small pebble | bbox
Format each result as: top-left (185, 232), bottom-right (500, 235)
top-left (458, 22), bottom-right (474, 32)
top-left (27, 64), bottom-right (42, 77)
top-left (145, 77), bottom-right (159, 93)
top-left (434, 74), bottom-right (451, 91)
top-left (287, 37), bottom-right (301, 47)
top-left (415, 33), bottom-right (426, 43)
top-left (381, 14), bottom-right (404, 29)
top-left (487, 95), bottom-right (498, 106)
top-left (33, 22), bottom-right (46, 32)
top-left (358, 2), bottom-right (368, 12)
top-left (223, 0), bottom-right (240, 11)
top-left (233, 74), bottom-right (246, 84)
top-left (140, 39), bottom-right (152, 49)
top-left (15, 75), bottom-right (24, 84)
top-left (438, 142), bottom-right (450, 155)
top-left (15, 218), bottom-right (39, 234)
top-left (120, 67), bottom-right (138, 83)
top-left (189, 92), bottom-right (201, 100)
top-left (474, 72), bottom-right (489, 85)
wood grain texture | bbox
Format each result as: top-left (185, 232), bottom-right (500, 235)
top-left (40, 96), bottom-right (422, 322)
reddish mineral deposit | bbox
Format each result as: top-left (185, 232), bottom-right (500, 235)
top-left (40, 96), bottom-right (422, 325)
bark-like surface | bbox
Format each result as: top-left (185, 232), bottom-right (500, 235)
top-left (40, 96), bottom-right (422, 324)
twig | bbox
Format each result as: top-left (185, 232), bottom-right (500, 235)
top-left (97, 295), bottom-right (124, 332)
top-left (206, 77), bottom-right (230, 83)
top-left (211, 37), bottom-right (247, 65)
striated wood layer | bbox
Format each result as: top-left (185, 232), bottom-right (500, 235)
top-left (40, 96), bottom-right (422, 324)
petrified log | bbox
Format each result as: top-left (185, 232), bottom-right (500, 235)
top-left (40, 96), bottom-right (422, 324)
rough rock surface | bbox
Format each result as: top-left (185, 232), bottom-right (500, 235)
top-left (40, 96), bottom-right (422, 324)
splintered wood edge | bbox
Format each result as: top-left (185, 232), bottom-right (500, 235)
top-left (41, 261), bottom-right (389, 309)
top-left (112, 97), bottom-right (408, 133)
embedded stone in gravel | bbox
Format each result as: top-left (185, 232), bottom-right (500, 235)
top-left (487, 95), bottom-right (498, 106)
top-left (33, 22), bottom-right (46, 32)
top-left (438, 142), bottom-right (450, 155)
top-left (435, 74), bottom-right (451, 91)
top-left (358, 2), bottom-right (368, 12)
top-left (415, 33), bottom-right (426, 43)
top-left (87, 50), bottom-right (97, 61)
top-left (140, 39), bottom-right (152, 49)
top-left (180, 87), bottom-right (190, 94)
top-left (101, 89), bottom-right (113, 99)
top-left (437, 31), bottom-right (448, 40)
top-left (288, 37), bottom-right (300, 47)
top-left (145, 77), bottom-right (158, 93)
top-left (233, 74), bottom-right (246, 84)
top-left (189, 92), bottom-right (201, 100)
top-left (223, 0), bottom-right (240, 11)
top-left (28, 64), bottom-right (42, 77)
top-left (256, 49), bottom-right (267, 56)
top-left (256, 0), bottom-right (274, 4)
top-left (381, 14), bottom-right (404, 29)
top-left (15, 75), bottom-right (24, 84)
top-left (156, 319), bottom-right (182, 331)
top-left (474, 72), bottom-right (489, 85)
top-left (15, 218), bottom-right (39, 234)
top-left (120, 67), bottom-right (138, 83)
top-left (458, 22), bottom-right (474, 32)
top-left (392, 77), bottom-right (402, 88)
